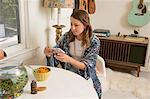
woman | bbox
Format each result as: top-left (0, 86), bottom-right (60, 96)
top-left (44, 9), bottom-right (101, 98)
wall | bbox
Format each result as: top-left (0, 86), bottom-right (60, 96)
top-left (89, 0), bottom-right (150, 71)
top-left (25, 0), bottom-right (54, 65)
top-left (90, 0), bottom-right (150, 36)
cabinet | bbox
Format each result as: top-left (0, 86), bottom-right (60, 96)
top-left (97, 35), bottom-right (149, 76)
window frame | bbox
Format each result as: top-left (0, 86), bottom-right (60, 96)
top-left (2, 0), bottom-right (30, 56)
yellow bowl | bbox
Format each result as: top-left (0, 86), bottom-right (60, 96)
top-left (33, 67), bottom-right (51, 82)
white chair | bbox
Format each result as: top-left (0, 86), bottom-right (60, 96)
top-left (96, 55), bottom-right (106, 78)
top-left (96, 55), bottom-right (108, 93)
top-left (96, 56), bottom-right (139, 99)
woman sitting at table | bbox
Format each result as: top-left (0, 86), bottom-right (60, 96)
top-left (44, 9), bottom-right (101, 99)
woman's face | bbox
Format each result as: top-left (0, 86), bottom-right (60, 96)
top-left (70, 17), bottom-right (85, 39)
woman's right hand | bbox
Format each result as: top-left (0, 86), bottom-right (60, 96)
top-left (44, 46), bottom-right (53, 57)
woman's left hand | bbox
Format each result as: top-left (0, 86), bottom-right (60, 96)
top-left (54, 53), bottom-right (71, 63)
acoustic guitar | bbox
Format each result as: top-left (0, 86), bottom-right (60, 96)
top-left (88, 0), bottom-right (96, 14)
top-left (79, 0), bottom-right (88, 13)
top-left (128, 0), bottom-right (150, 26)
top-left (74, 0), bottom-right (79, 9)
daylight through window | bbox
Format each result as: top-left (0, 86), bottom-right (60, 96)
top-left (0, 0), bottom-right (20, 48)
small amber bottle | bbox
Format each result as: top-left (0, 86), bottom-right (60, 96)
top-left (31, 80), bottom-right (37, 94)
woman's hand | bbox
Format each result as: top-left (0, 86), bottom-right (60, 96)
top-left (54, 53), bottom-right (71, 63)
top-left (55, 53), bottom-right (86, 70)
top-left (44, 46), bottom-right (53, 57)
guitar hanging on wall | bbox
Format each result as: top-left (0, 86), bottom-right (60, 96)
top-left (88, 0), bottom-right (96, 14)
top-left (74, 0), bottom-right (96, 14)
top-left (79, 0), bottom-right (88, 12)
top-left (128, 0), bottom-right (150, 26)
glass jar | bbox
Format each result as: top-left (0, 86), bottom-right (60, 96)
top-left (0, 61), bottom-right (28, 98)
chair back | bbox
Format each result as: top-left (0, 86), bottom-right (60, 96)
top-left (96, 55), bottom-right (106, 78)
top-left (96, 55), bottom-right (108, 93)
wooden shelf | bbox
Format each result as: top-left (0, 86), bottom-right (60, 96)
top-left (106, 59), bottom-right (141, 77)
top-left (97, 35), bottom-right (149, 45)
top-left (97, 35), bottom-right (149, 77)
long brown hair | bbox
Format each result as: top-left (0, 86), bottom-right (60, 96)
top-left (68, 9), bottom-right (93, 48)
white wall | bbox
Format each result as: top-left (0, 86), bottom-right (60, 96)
top-left (13, 0), bottom-right (150, 70)
top-left (90, 0), bottom-right (150, 37)
top-left (89, 0), bottom-right (150, 70)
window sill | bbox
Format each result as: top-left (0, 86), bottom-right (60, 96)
top-left (0, 47), bottom-right (39, 62)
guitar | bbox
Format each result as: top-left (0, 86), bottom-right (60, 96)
top-left (88, 0), bottom-right (96, 14)
top-left (74, 0), bottom-right (79, 10)
top-left (79, 0), bottom-right (88, 13)
top-left (128, 0), bottom-right (150, 26)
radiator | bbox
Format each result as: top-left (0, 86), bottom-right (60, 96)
top-left (100, 40), bottom-right (132, 62)
top-left (98, 36), bottom-right (148, 66)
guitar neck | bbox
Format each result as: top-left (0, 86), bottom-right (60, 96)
top-left (139, 0), bottom-right (144, 4)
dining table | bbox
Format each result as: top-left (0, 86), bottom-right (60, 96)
top-left (17, 65), bottom-right (99, 99)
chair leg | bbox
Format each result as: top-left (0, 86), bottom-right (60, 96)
top-left (137, 66), bottom-right (140, 77)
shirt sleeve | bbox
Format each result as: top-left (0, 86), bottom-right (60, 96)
top-left (80, 36), bottom-right (100, 79)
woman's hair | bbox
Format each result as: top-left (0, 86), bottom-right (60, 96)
top-left (68, 9), bottom-right (93, 48)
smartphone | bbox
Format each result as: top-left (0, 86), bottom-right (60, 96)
top-left (52, 48), bottom-right (65, 54)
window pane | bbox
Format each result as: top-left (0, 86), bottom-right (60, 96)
top-left (0, 0), bottom-right (20, 48)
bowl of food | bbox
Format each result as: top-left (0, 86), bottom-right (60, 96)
top-left (33, 67), bottom-right (51, 82)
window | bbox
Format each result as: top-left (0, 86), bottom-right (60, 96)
top-left (0, 0), bottom-right (21, 48)
top-left (0, 0), bottom-right (29, 56)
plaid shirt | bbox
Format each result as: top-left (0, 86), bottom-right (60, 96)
top-left (46, 32), bottom-right (102, 98)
